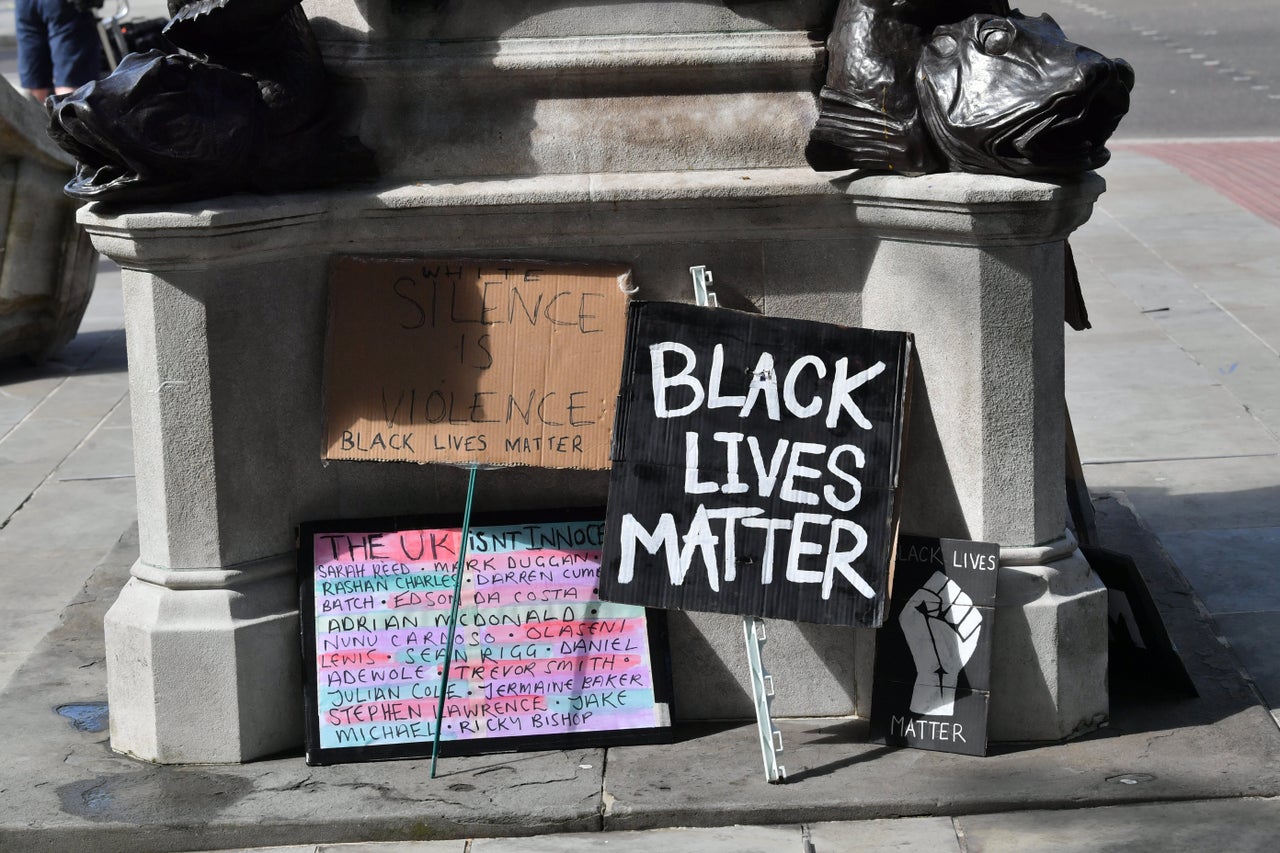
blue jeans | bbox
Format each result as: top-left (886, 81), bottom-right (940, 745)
top-left (16, 0), bottom-right (102, 91)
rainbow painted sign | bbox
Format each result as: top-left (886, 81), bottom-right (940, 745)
top-left (299, 511), bottom-right (672, 765)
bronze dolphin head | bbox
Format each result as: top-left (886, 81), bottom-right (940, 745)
top-left (45, 0), bottom-right (374, 205)
top-left (916, 12), bottom-right (1134, 176)
top-left (47, 51), bottom-right (268, 203)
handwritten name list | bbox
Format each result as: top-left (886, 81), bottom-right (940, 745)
top-left (307, 519), bottom-right (667, 756)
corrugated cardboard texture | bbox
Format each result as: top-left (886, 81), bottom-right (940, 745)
top-left (324, 257), bottom-right (632, 469)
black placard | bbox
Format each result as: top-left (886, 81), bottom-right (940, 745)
top-left (599, 301), bottom-right (913, 627)
top-left (299, 509), bottom-right (673, 766)
top-left (870, 535), bottom-right (999, 756)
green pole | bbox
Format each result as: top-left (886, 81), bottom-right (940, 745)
top-left (430, 464), bottom-right (478, 778)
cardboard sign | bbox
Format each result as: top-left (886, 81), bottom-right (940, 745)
top-left (599, 301), bottom-right (913, 627)
top-left (869, 534), bottom-right (999, 757)
top-left (323, 257), bottom-right (632, 470)
top-left (299, 511), bottom-right (672, 766)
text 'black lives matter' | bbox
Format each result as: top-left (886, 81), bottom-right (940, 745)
top-left (870, 535), bottom-right (999, 757)
top-left (599, 301), bottom-right (913, 627)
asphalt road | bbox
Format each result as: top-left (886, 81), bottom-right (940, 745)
top-left (1037, 0), bottom-right (1280, 139)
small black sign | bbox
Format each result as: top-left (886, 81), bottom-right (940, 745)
top-left (599, 301), bottom-right (913, 627)
top-left (870, 535), bottom-right (999, 756)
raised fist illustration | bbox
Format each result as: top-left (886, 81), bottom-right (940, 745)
top-left (898, 571), bottom-right (982, 716)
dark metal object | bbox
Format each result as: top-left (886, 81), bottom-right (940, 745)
top-left (808, 0), bottom-right (1009, 174)
top-left (918, 13), bottom-right (1133, 176)
top-left (808, 2), bottom-right (1133, 177)
top-left (46, 0), bottom-right (374, 204)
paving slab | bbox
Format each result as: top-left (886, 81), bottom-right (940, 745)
top-left (465, 822), bottom-right (967, 852)
top-left (1083, 261), bottom-right (1213, 317)
top-left (0, 474), bottom-right (138, 691)
top-left (16, 371), bottom-right (129, 420)
top-left (1065, 337), bottom-right (1212, 393)
top-left (954, 797), bottom-right (1280, 853)
top-left (1061, 283), bottom-right (1154, 342)
top-left (808, 818), bottom-right (962, 852)
top-left (1067, 237), bottom-right (1280, 439)
top-left (318, 840), bottom-right (468, 845)
top-left (1066, 209), bottom-right (1151, 262)
top-left (1065, 383), bottom-right (1276, 463)
top-left (0, 374), bottom-right (59, 430)
top-left (1158, 527), bottom-right (1280, 614)
top-left (1141, 313), bottom-right (1280, 436)
top-left (210, 848), bottom-right (319, 853)
top-left (51, 399), bottom-right (134, 481)
top-left (0, 475), bottom-right (139, 546)
top-left (0, 460), bottom-right (56, 519)
top-left (0, 412), bottom-right (118, 468)
top-left (1212, 611), bottom-right (1280, 713)
top-left (1178, 261), bottom-right (1280, 313)
top-left (1087, 167), bottom-right (1244, 222)
top-left (473, 825), bottom-right (801, 852)
top-left (1077, 154), bottom-right (1280, 364)
top-left (1081, 455), bottom-right (1280, 534)
top-left (1122, 214), bottom-right (1278, 270)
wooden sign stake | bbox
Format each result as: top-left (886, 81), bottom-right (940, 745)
top-left (690, 265), bottom-right (785, 784)
top-left (430, 463), bottom-right (479, 778)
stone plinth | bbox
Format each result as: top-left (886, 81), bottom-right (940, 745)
top-left (86, 168), bottom-right (1105, 761)
top-left (85, 1), bottom-right (1107, 762)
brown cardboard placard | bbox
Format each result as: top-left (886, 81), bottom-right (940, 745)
top-left (324, 257), bottom-right (632, 470)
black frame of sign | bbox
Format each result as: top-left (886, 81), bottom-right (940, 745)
top-left (298, 507), bottom-right (674, 766)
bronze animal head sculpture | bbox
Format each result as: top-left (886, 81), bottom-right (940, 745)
top-left (47, 50), bottom-right (269, 202)
top-left (917, 13), bottom-right (1134, 176)
top-left (46, 0), bottom-right (374, 204)
top-left (808, 1), bottom-right (1133, 177)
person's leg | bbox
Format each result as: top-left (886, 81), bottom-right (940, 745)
top-left (16, 0), bottom-right (55, 101)
top-left (46, 0), bottom-right (102, 94)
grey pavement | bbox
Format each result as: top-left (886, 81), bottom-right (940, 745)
top-left (4, 145), bottom-right (1280, 851)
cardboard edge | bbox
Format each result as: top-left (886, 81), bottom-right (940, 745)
top-left (320, 255), bottom-right (634, 471)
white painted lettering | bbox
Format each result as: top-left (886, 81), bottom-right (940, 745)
top-left (825, 358), bottom-right (886, 429)
top-left (650, 342), bottom-right (704, 417)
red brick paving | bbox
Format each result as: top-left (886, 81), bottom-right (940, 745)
top-left (1120, 140), bottom-right (1280, 230)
